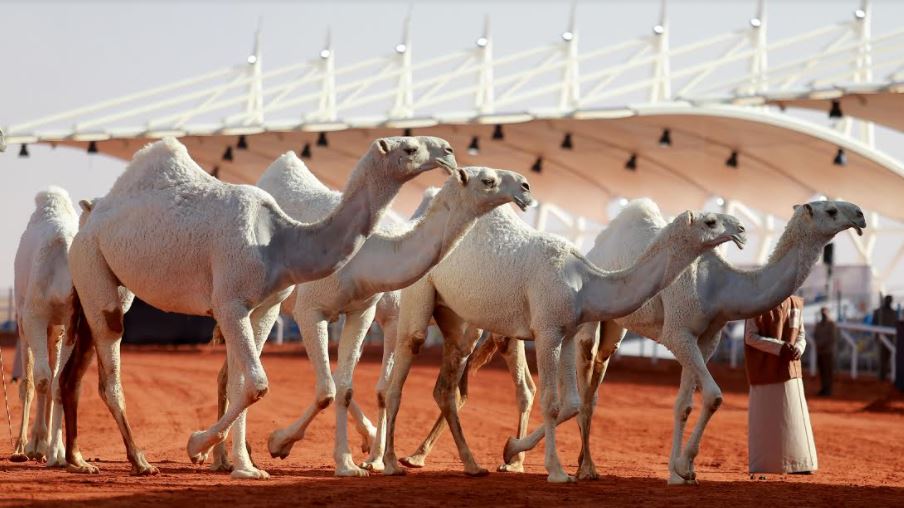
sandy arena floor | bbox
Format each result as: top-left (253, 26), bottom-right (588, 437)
top-left (0, 344), bottom-right (902, 507)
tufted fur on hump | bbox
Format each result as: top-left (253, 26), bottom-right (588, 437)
top-left (106, 137), bottom-right (214, 196)
top-left (258, 152), bottom-right (342, 223)
top-left (588, 198), bottom-right (667, 272)
top-left (31, 186), bottom-right (78, 228)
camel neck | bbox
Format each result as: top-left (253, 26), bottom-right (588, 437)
top-left (578, 225), bottom-right (700, 322)
top-left (276, 160), bottom-right (401, 288)
top-left (716, 228), bottom-right (825, 319)
top-left (340, 190), bottom-right (480, 296)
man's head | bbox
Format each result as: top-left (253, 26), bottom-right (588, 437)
top-left (819, 307), bottom-right (830, 322)
top-left (883, 295), bottom-right (893, 308)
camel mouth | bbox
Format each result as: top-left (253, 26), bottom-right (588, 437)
top-left (433, 157), bottom-right (457, 174)
top-left (513, 196), bottom-right (534, 212)
top-left (731, 234), bottom-right (747, 250)
top-left (852, 223), bottom-right (864, 236)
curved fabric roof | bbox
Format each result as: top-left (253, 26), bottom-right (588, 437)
top-left (47, 103), bottom-right (904, 224)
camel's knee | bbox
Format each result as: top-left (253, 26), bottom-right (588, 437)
top-left (243, 380), bottom-right (269, 404)
top-left (336, 385), bottom-right (353, 407)
top-left (33, 366), bottom-right (52, 393)
top-left (676, 404), bottom-right (692, 423)
top-left (703, 390), bottom-right (723, 413)
top-left (409, 331), bottom-right (427, 355)
top-left (376, 391), bottom-right (386, 409)
top-left (102, 308), bottom-right (124, 335)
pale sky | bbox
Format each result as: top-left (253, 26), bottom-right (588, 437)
top-left (2, 0), bottom-right (904, 291)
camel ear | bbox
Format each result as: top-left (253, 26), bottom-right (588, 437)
top-left (376, 138), bottom-right (392, 155)
top-left (683, 210), bottom-right (695, 225)
top-left (793, 203), bottom-right (814, 217)
top-left (79, 199), bottom-right (94, 213)
top-left (454, 168), bottom-right (469, 186)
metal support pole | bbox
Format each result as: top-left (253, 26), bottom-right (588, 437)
top-left (896, 321), bottom-right (903, 391)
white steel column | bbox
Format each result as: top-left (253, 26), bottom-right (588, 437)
top-left (317, 29), bottom-right (337, 122)
top-left (391, 11), bottom-right (414, 119)
top-left (854, 0), bottom-right (875, 147)
top-left (475, 15), bottom-right (495, 115)
top-left (649, 0), bottom-right (671, 103)
top-left (245, 23), bottom-right (264, 125)
top-left (747, 0), bottom-right (768, 94)
top-left (559, 2), bottom-right (580, 112)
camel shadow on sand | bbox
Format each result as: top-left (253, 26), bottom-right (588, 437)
top-left (10, 466), bottom-right (902, 508)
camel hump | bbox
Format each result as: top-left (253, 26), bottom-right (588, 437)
top-left (588, 198), bottom-right (666, 270)
top-left (258, 151), bottom-right (332, 196)
top-left (410, 187), bottom-right (440, 220)
top-left (108, 137), bottom-right (210, 195)
top-left (32, 186), bottom-right (78, 224)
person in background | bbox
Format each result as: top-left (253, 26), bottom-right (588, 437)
top-left (872, 295), bottom-right (898, 382)
top-left (813, 307), bottom-right (839, 396)
top-left (745, 295), bottom-right (818, 475)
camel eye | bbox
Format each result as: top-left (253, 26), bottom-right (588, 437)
top-left (404, 146), bottom-right (418, 156)
top-left (481, 178), bottom-right (495, 187)
top-left (827, 208), bottom-right (838, 218)
top-left (705, 218), bottom-right (717, 228)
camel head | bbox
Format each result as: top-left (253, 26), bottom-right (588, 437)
top-left (443, 166), bottom-right (535, 213)
top-left (667, 211), bottom-right (747, 253)
top-left (791, 200), bottom-right (866, 238)
top-left (370, 136), bottom-right (457, 182)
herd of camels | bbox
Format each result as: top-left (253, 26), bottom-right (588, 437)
top-left (10, 134), bottom-right (865, 485)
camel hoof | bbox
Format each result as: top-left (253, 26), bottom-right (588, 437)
top-left (464, 467), bottom-right (489, 477)
top-left (10, 453), bottom-right (29, 463)
top-left (131, 464), bottom-right (159, 476)
top-left (187, 431), bottom-right (211, 464)
top-left (267, 430), bottom-right (294, 460)
top-left (547, 472), bottom-right (576, 483)
top-left (382, 462), bottom-right (407, 476)
top-left (577, 468), bottom-right (600, 481)
top-left (399, 455), bottom-right (426, 469)
top-left (502, 436), bottom-right (519, 464)
top-left (497, 463), bottom-right (524, 473)
top-left (336, 466), bottom-right (369, 477)
top-left (209, 457), bottom-right (234, 472)
top-left (46, 455), bottom-right (67, 468)
top-left (360, 459), bottom-right (384, 472)
top-left (231, 467), bottom-right (270, 480)
top-left (27, 450), bottom-right (48, 463)
top-left (67, 463), bottom-right (99, 474)
top-left (668, 478), bottom-right (699, 486)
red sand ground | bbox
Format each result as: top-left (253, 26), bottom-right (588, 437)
top-left (1, 344), bottom-right (902, 507)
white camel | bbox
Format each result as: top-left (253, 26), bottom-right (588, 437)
top-left (234, 156), bottom-right (533, 477)
top-left (567, 199), bottom-right (866, 484)
top-left (61, 135), bottom-right (456, 479)
top-left (381, 200), bottom-right (746, 482)
top-left (11, 187), bottom-right (78, 467)
top-left (464, 199), bottom-right (865, 484)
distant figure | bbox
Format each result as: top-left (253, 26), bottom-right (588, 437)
top-left (872, 295), bottom-right (897, 382)
top-left (745, 295), bottom-right (818, 474)
top-left (813, 307), bottom-right (839, 396)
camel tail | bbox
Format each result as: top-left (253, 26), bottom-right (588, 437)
top-left (468, 332), bottom-right (502, 374)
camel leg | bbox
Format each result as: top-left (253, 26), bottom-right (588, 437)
top-left (430, 312), bottom-right (486, 476)
top-left (267, 311), bottom-right (331, 460)
top-left (360, 312), bottom-right (398, 472)
top-left (11, 341), bottom-right (34, 462)
top-left (332, 306), bottom-right (377, 477)
top-left (502, 332), bottom-right (581, 468)
top-left (382, 278), bottom-right (435, 476)
top-left (534, 330), bottom-right (574, 483)
top-left (576, 320), bottom-right (624, 480)
top-left (401, 331), bottom-right (500, 470)
top-left (46, 325), bottom-right (72, 467)
top-left (59, 303), bottom-right (98, 474)
top-left (672, 333), bottom-right (722, 485)
top-left (187, 303), bottom-right (269, 480)
top-left (92, 332), bottom-right (157, 476)
top-left (497, 337), bottom-right (536, 473)
top-left (22, 319), bottom-right (56, 463)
